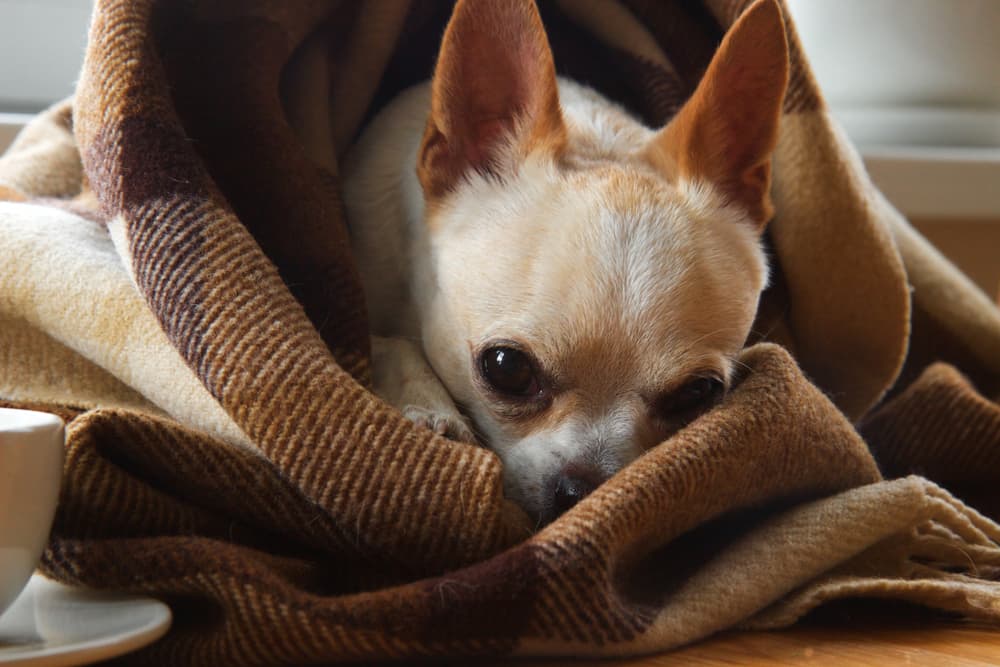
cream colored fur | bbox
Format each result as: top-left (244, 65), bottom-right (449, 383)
top-left (344, 78), bottom-right (768, 521)
top-left (343, 0), bottom-right (787, 522)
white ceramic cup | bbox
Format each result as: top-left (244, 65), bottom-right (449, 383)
top-left (0, 408), bottom-right (64, 617)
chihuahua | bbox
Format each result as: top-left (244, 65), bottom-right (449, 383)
top-left (343, 0), bottom-right (789, 525)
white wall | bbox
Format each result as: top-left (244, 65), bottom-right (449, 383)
top-left (0, 0), bottom-right (92, 113)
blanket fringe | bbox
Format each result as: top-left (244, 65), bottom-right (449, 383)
top-left (744, 481), bottom-right (1000, 630)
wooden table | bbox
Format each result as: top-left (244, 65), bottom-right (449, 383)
top-left (482, 609), bottom-right (1000, 666)
top-left (556, 624), bottom-right (1000, 666)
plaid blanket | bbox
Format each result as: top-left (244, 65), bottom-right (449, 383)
top-left (2, 0), bottom-right (999, 663)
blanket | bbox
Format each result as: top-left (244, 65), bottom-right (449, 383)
top-left (2, 0), bottom-right (1000, 663)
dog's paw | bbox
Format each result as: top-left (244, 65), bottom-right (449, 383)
top-left (402, 405), bottom-right (477, 444)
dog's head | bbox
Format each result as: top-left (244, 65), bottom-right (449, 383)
top-left (415, 0), bottom-right (789, 524)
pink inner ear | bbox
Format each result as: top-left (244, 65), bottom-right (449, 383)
top-left (453, 40), bottom-right (548, 171)
top-left (419, 0), bottom-right (565, 197)
top-left (466, 118), bottom-right (512, 170)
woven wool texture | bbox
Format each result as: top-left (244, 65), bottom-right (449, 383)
top-left (1, 0), bottom-right (1000, 664)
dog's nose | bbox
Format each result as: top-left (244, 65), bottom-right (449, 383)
top-left (552, 464), bottom-right (606, 517)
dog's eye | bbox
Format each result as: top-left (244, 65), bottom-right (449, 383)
top-left (658, 377), bottom-right (724, 416)
top-left (479, 346), bottom-right (539, 397)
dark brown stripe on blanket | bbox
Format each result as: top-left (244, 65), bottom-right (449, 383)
top-left (79, 0), bottom-right (529, 574)
top-left (862, 364), bottom-right (1000, 520)
top-left (157, 12), bottom-right (371, 373)
top-left (46, 538), bottom-right (532, 665)
top-left (542, 0), bottom-right (687, 126)
top-left (621, 0), bottom-right (724, 90)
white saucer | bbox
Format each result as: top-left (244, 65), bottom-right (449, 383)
top-left (0, 575), bottom-right (171, 666)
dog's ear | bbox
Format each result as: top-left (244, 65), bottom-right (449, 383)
top-left (646, 0), bottom-right (789, 227)
top-left (418, 0), bottom-right (566, 199)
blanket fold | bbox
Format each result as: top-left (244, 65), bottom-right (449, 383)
top-left (2, 0), bottom-right (999, 663)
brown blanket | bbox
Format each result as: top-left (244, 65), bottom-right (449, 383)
top-left (1, 0), bottom-right (1000, 663)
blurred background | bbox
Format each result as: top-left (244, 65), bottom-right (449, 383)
top-left (787, 0), bottom-right (999, 299)
top-left (0, 0), bottom-right (996, 296)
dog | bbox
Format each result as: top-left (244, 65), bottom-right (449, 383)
top-left (342, 0), bottom-right (789, 525)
